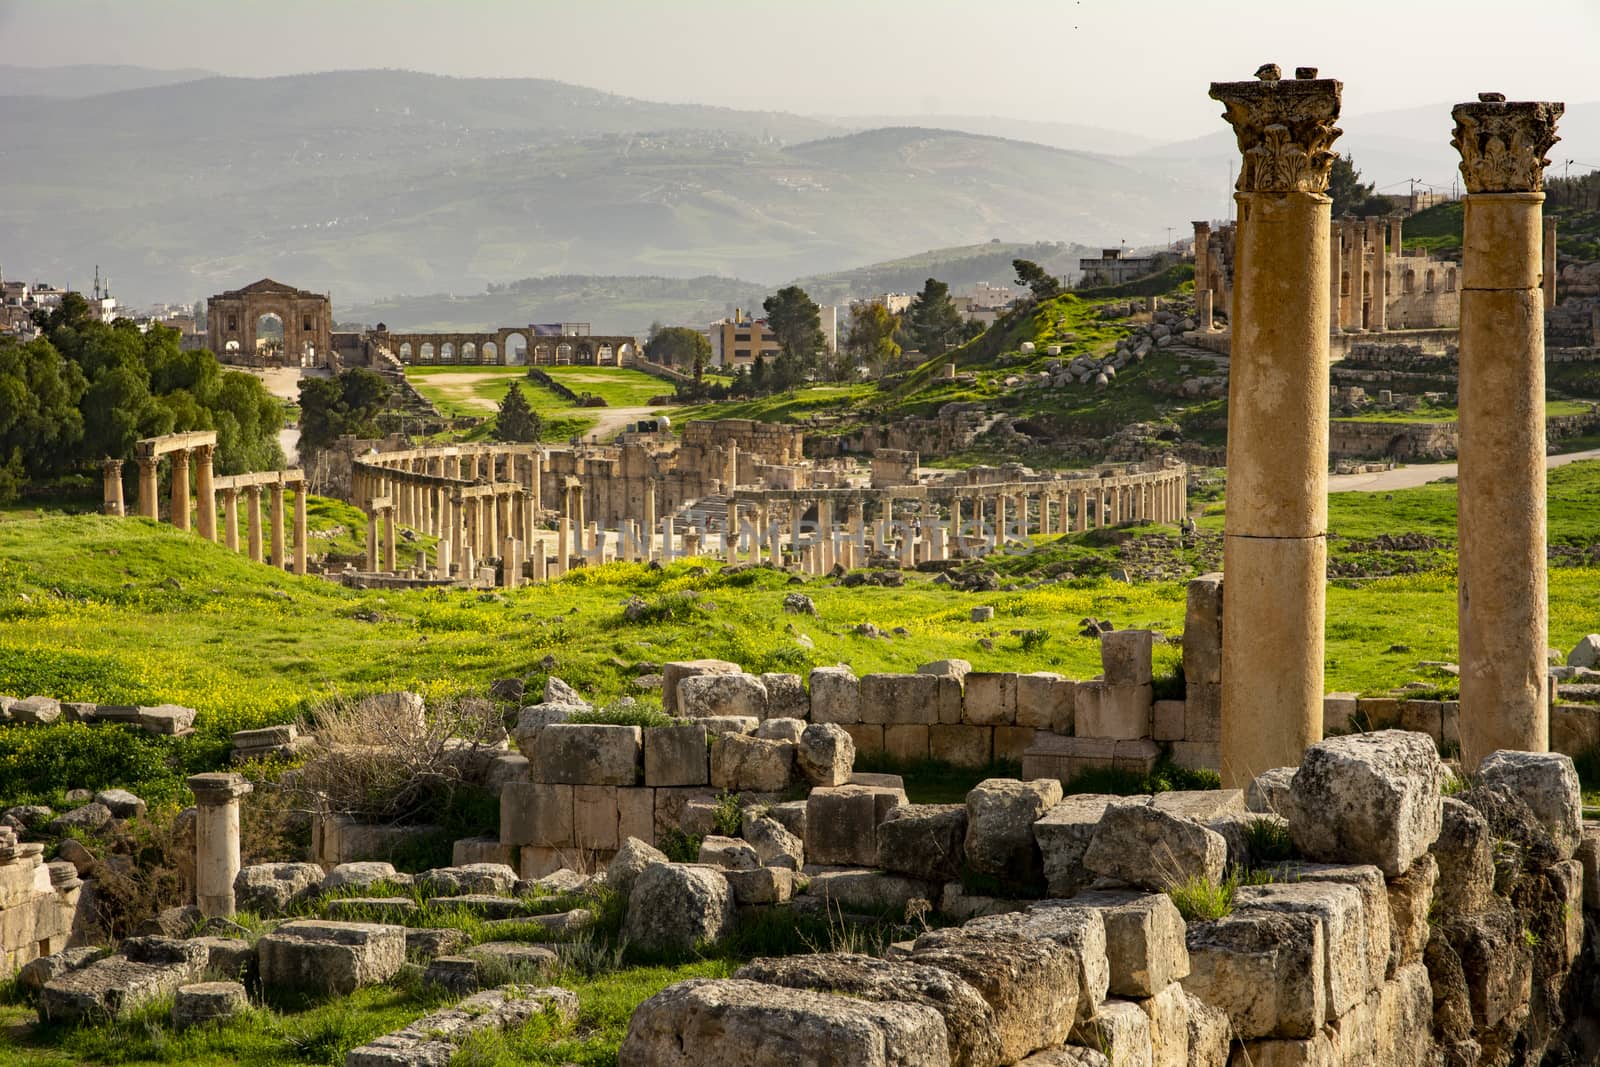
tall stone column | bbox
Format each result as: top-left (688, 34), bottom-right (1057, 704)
top-left (102, 459), bottom-right (125, 516)
top-left (1367, 216), bottom-right (1388, 331)
top-left (270, 483), bottom-right (286, 569)
top-left (1212, 67), bottom-right (1342, 787)
top-left (1329, 220), bottom-right (1344, 333)
top-left (1544, 217), bottom-right (1558, 307)
top-left (223, 488), bottom-right (240, 551)
top-left (293, 486), bottom-right (308, 575)
top-left (246, 487), bottom-right (263, 562)
top-left (365, 510), bottom-right (379, 571)
top-left (1193, 220), bottom-right (1212, 296)
top-left (194, 444), bottom-right (216, 541)
top-left (643, 481), bottom-right (657, 561)
top-left (383, 507), bottom-right (397, 573)
top-left (1196, 288), bottom-right (1214, 332)
top-left (1388, 214), bottom-right (1404, 263)
top-left (1452, 94), bottom-right (1563, 767)
top-left (169, 448), bottom-right (191, 531)
top-left (136, 456), bottom-right (159, 519)
top-left (188, 772), bottom-right (251, 918)
top-left (1344, 216), bottom-right (1365, 330)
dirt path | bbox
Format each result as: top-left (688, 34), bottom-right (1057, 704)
top-left (1328, 447), bottom-right (1600, 493)
top-left (583, 405), bottom-right (673, 441)
top-left (241, 367), bottom-right (327, 465)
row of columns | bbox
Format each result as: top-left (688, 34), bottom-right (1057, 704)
top-left (105, 447), bottom-right (308, 574)
top-left (1211, 68), bottom-right (1561, 785)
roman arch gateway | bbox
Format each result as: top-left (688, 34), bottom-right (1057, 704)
top-left (206, 279), bottom-right (334, 367)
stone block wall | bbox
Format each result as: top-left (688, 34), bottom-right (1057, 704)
top-left (0, 827), bottom-right (83, 973)
top-left (619, 733), bottom-right (1597, 1066)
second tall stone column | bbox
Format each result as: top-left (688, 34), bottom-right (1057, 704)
top-left (1452, 94), bottom-right (1563, 767)
top-left (1211, 67), bottom-right (1342, 787)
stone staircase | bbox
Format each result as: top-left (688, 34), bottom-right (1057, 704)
top-left (672, 494), bottom-right (731, 535)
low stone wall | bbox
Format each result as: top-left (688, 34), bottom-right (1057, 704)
top-left (617, 734), bottom-right (1596, 1066)
top-left (0, 696), bottom-right (195, 736)
top-left (1330, 410), bottom-right (1600, 460)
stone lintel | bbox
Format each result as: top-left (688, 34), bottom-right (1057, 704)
top-left (1451, 96), bottom-right (1563, 194)
top-left (1210, 71), bottom-right (1343, 194)
top-left (135, 430), bottom-right (221, 461)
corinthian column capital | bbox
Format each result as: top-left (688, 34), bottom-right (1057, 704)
top-left (1210, 67), bottom-right (1343, 194)
top-left (1451, 94), bottom-right (1563, 194)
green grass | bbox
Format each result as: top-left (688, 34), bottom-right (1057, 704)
top-left (1335, 400), bottom-right (1594, 424)
top-left (3, 461), bottom-right (1600, 805)
top-left (542, 367), bottom-right (671, 407)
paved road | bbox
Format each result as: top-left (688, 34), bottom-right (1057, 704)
top-left (1328, 447), bottom-right (1600, 492)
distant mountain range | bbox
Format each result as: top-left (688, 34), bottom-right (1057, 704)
top-left (2, 65), bottom-right (1593, 319)
top-left (0, 68), bottom-right (1218, 306)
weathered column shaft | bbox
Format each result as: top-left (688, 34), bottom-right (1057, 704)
top-left (223, 488), bottom-right (240, 551)
top-left (1329, 222), bottom-right (1344, 333)
top-left (102, 459), bottom-right (125, 517)
top-left (169, 448), bottom-right (191, 531)
top-left (1453, 95), bottom-right (1563, 766)
top-left (293, 487), bottom-right (308, 575)
top-left (189, 773), bottom-right (251, 918)
top-left (137, 456), bottom-right (159, 519)
top-left (1213, 68), bottom-right (1341, 787)
top-left (383, 507), bottom-right (397, 573)
top-left (194, 445), bottom-right (216, 541)
top-left (270, 483), bottom-right (286, 568)
top-left (246, 487), bottom-right (263, 562)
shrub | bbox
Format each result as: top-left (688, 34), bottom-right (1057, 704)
top-left (291, 693), bottom-right (505, 824)
top-left (0, 723), bottom-right (178, 806)
top-left (1167, 873), bottom-right (1234, 921)
top-left (1243, 816), bottom-right (1296, 865)
top-left (657, 829), bottom-right (702, 864)
top-left (712, 791), bottom-right (743, 838)
top-left (567, 701), bottom-right (675, 729)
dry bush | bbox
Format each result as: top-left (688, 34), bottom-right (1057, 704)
top-left (291, 692), bottom-right (505, 824)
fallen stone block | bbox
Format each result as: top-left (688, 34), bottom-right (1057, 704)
top-left (941, 903), bottom-right (1109, 1025)
top-left (39, 937), bottom-right (207, 1023)
top-left (415, 863), bottom-right (517, 898)
top-left (1476, 749), bottom-right (1582, 859)
top-left (234, 862), bottom-right (324, 916)
top-left (1082, 801), bottom-right (1226, 891)
top-left (736, 952), bottom-right (1004, 1067)
top-left (806, 869), bottom-right (938, 915)
top-left (321, 862), bottom-right (405, 895)
top-left (1181, 909), bottom-right (1325, 1039)
top-left (796, 723), bottom-right (854, 786)
top-left (1034, 793), bottom-right (1121, 897)
top-left (1288, 730), bottom-right (1443, 876)
top-left (877, 804), bottom-right (967, 883)
top-left (608, 837), bottom-right (668, 897)
top-left (964, 778), bottom-right (1062, 890)
top-left (724, 866), bottom-right (796, 905)
top-left (347, 985), bottom-right (579, 1067)
top-left (138, 703), bottom-right (197, 735)
top-left (698, 835), bottom-right (760, 870)
top-left (805, 783), bottom-right (904, 867)
top-left (1234, 879), bottom-right (1370, 1020)
top-left (622, 863), bottom-right (735, 954)
top-left (618, 977), bottom-right (948, 1067)
top-left (257, 920), bottom-right (406, 996)
top-left (1063, 890), bottom-right (1187, 999)
top-left (910, 928), bottom-right (1080, 1064)
top-left (742, 814), bottom-right (804, 870)
top-left (172, 981), bottom-right (248, 1028)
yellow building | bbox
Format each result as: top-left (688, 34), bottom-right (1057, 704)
top-left (707, 309), bottom-right (782, 368)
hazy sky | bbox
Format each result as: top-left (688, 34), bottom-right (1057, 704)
top-left (2, 0), bottom-right (1597, 142)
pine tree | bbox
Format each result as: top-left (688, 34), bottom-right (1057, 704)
top-left (494, 381), bottom-right (542, 443)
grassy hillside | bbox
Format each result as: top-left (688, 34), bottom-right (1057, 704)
top-left (3, 459), bottom-right (1600, 806)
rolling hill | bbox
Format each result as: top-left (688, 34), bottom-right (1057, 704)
top-left (0, 69), bottom-right (1214, 305)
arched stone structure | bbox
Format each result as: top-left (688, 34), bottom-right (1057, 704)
top-left (207, 279), bottom-right (333, 367)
